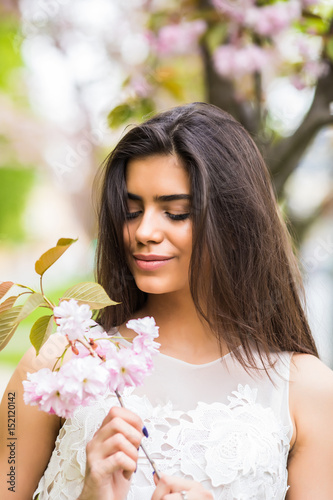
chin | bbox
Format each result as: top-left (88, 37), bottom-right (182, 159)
top-left (134, 276), bottom-right (179, 295)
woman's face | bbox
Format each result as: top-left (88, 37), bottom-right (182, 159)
top-left (123, 154), bottom-right (192, 295)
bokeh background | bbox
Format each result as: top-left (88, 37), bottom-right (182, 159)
top-left (1, 0), bottom-right (333, 396)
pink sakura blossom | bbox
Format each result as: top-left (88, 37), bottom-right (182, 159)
top-left (126, 316), bottom-right (159, 338)
top-left (76, 324), bottom-right (118, 360)
top-left (23, 316), bottom-right (161, 417)
top-left (23, 368), bottom-right (56, 406)
top-left (245, 2), bottom-right (301, 37)
top-left (23, 358), bottom-right (109, 418)
top-left (105, 347), bottom-right (149, 393)
top-left (214, 44), bottom-right (270, 78)
top-left (154, 20), bottom-right (206, 56)
top-left (23, 368), bottom-right (78, 419)
top-left (54, 299), bottom-right (96, 341)
top-left (59, 357), bottom-right (109, 402)
top-left (127, 317), bottom-right (160, 369)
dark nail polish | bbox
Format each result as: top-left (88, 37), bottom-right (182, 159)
top-left (142, 426), bottom-right (149, 438)
top-left (152, 471), bottom-right (155, 475)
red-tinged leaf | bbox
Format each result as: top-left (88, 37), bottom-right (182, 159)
top-left (0, 306), bottom-right (23, 351)
top-left (0, 296), bottom-right (18, 315)
top-left (30, 315), bottom-right (54, 355)
top-left (61, 282), bottom-right (118, 309)
top-left (16, 293), bottom-right (48, 323)
top-left (35, 238), bottom-right (78, 276)
top-left (0, 281), bottom-right (14, 300)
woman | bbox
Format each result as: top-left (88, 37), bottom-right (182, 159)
top-left (1, 102), bottom-right (333, 500)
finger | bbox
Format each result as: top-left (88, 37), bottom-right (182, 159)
top-left (93, 450), bottom-right (137, 480)
top-left (102, 406), bottom-right (143, 433)
top-left (101, 432), bottom-right (139, 462)
top-left (164, 495), bottom-right (186, 500)
top-left (152, 475), bottom-right (195, 500)
top-left (153, 473), bottom-right (197, 491)
top-left (86, 430), bottom-right (139, 471)
top-left (94, 416), bottom-right (143, 449)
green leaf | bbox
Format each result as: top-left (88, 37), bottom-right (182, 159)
top-left (30, 315), bottom-right (54, 355)
top-left (61, 282), bottom-right (118, 309)
top-left (0, 281), bottom-right (14, 300)
top-left (0, 305), bottom-right (23, 351)
top-left (204, 24), bottom-right (228, 54)
top-left (108, 103), bottom-right (134, 129)
top-left (16, 293), bottom-right (48, 323)
top-left (35, 238), bottom-right (78, 276)
top-left (0, 296), bottom-right (18, 315)
top-left (135, 98), bottom-right (155, 121)
top-left (327, 38), bottom-right (333, 62)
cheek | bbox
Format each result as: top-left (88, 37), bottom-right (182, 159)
top-left (175, 224), bottom-right (192, 257)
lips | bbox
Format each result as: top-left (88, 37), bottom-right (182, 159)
top-left (133, 254), bottom-right (174, 271)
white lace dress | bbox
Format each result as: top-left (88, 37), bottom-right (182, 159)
top-left (34, 340), bottom-right (293, 500)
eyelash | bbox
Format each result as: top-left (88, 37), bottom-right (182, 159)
top-left (125, 211), bottom-right (190, 221)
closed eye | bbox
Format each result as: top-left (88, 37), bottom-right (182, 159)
top-left (125, 211), bottom-right (141, 220)
top-left (125, 211), bottom-right (190, 221)
top-left (167, 213), bottom-right (190, 221)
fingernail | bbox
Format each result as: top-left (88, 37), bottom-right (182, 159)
top-left (142, 426), bottom-right (149, 438)
top-left (152, 471), bottom-right (155, 475)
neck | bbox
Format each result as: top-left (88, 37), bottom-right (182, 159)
top-left (131, 290), bottom-right (224, 363)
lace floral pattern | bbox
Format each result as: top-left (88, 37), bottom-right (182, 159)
top-left (34, 384), bottom-right (291, 500)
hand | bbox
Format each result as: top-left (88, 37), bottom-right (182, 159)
top-left (152, 473), bottom-right (214, 500)
top-left (78, 406), bottom-right (144, 500)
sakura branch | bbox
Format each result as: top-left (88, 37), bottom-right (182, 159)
top-left (0, 238), bottom-right (162, 477)
top-left (23, 302), bottom-right (161, 477)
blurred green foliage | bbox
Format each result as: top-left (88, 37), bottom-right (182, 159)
top-left (0, 16), bottom-right (23, 94)
top-left (0, 167), bottom-right (36, 243)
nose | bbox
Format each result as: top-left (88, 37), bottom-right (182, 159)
top-left (134, 209), bottom-right (163, 245)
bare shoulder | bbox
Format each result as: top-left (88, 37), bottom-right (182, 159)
top-left (290, 353), bottom-right (333, 403)
top-left (19, 333), bottom-right (71, 374)
top-left (287, 355), bottom-right (333, 498)
top-left (289, 353), bottom-right (333, 443)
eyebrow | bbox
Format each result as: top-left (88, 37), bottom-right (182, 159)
top-left (127, 193), bottom-right (191, 202)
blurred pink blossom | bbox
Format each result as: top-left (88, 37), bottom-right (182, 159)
top-left (301, 0), bottom-right (319, 5)
top-left (54, 299), bottom-right (96, 341)
top-left (290, 60), bottom-right (329, 89)
top-left (304, 60), bottom-right (329, 80)
top-left (153, 20), bottom-right (206, 56)
top-left (212, 0), bottom-right (254, 23)
top-left (129, 74), bottom-right (153, 98)
top-left (245, 2), bottom-right (301, 37)
top-left (214, 44), bottom-right (270, 77)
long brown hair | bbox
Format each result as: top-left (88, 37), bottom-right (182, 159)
top-left (96, 102), bottom-right (318, 367)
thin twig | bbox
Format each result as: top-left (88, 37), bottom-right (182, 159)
top-left (115, 390), bottom-right (161, 479)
